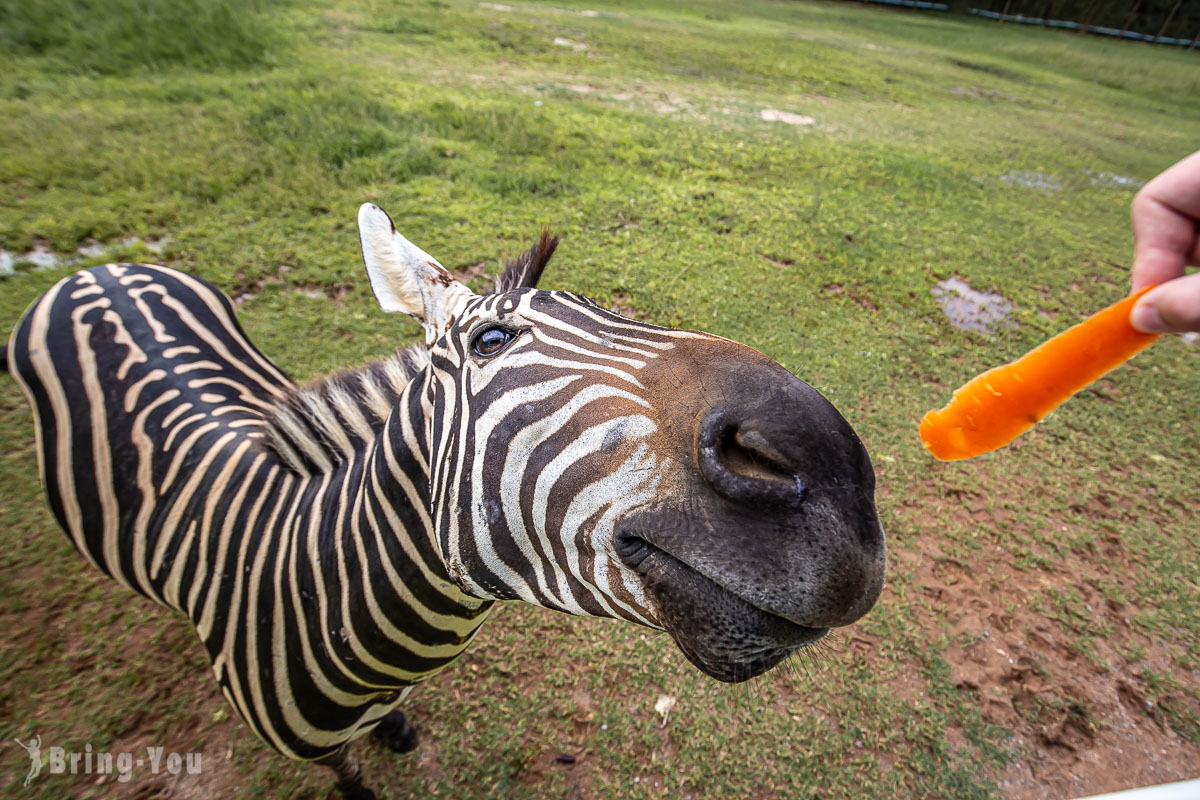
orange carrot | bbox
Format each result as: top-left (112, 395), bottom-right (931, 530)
top-left (919, 286), bottom-right (1160, 461)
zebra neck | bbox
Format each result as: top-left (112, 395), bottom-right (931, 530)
top-left (292, 377), bottom-right (492, 689)
top-left (367, 377), bottom-right (488, 608)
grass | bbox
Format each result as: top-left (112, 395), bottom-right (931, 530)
top-left (1, 0), bottom-right (1198, 797)
top-left (0, 0), bottom-right (286, 73)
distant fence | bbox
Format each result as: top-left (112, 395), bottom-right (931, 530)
top-left (866, 0), bottom-right (950, 10)
top-left (853, 0), bottom-right (1199, 49)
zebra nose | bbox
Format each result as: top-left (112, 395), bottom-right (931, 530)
top-left (697, 407), bottom-right (807, 506)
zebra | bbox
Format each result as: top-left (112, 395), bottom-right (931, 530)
top-left (2, 204), bottom-right (886, 799)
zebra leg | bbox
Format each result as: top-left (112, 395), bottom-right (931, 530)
top-left (372, 709), bottom-right (419, 753)
top-left (315, 745), bottom-right (376, 800)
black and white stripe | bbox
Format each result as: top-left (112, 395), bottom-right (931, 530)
top-left (6, 209), bottom-right (887, 798)
top-left (8, 264), bottom-right (494, 760)
top-left (5, 259), bottom-right (700, 761)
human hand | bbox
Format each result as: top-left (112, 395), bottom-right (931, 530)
top-left (1129, 149), bottom-right (1200, 334)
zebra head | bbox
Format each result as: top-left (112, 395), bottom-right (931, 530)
top-left (359, 204), bottom-right (885, 682)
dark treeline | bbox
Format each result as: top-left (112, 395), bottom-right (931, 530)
top-left (959, 0), bottom-right (1199, 41)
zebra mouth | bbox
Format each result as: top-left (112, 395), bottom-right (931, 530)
top-left (615, 532), bottom-right (828, 682)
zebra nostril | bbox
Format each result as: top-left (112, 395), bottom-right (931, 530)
top-left (697, 408), bottom-right (802, 505)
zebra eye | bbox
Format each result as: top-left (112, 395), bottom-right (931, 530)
top-left (471, 325), bottom-right (516, 357)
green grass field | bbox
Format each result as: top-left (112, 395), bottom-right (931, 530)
top-left (1, 1), bottom-right (1198, 798)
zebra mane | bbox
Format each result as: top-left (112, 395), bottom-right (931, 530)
top-left (264, 229), bottom-right (557, 475)
top-left (492, 229), bottom-right (558, 293)
top-left (262, 345), bottom-right (430, 475)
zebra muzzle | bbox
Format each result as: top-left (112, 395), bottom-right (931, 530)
top-left (614, 529), bottom-right (828, 682)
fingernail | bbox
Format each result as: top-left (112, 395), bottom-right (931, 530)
top-left (1130, 300), bottom-right (1167, 333)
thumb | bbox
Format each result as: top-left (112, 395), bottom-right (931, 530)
top-left (1130, 273), bottom-right (1200, 333)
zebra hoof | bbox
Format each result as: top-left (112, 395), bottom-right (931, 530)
top-left (373, 710), bottom-right (419, 754)
top-left (341, 789), bottom-right (376, 800)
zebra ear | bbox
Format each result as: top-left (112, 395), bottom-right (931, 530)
top-left (358, 204), bottom-right (474, 335)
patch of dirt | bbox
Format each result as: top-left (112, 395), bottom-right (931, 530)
top-left (821, 282), bottom-right (880, 313)
top-left (232, 263), bottom-right (293, 304)
top-left (0, 568), bottom-right (263, 800)
top-left (760, 253), bottom-right (796, 268)
top-left (949, 86), bottom-right (1022, 103)
top-left (880, 465), bottom-right (1200, 800)
top-left (296, 281), bottom-right (355, 302)
top-left (608, 292), bottom-right (640, 319)
top-left (532, 80), bottom-right (817, 128)
top-left (75, 733), bottom-right (245, 800)
top-left (232, 264), bottom-right (356, 306)
top-left (759, 108), bottom-right (815, 126)
top-left (452, 260), bottom-right (498, 293)
top-left (514, 740), bottom-right (598, 798)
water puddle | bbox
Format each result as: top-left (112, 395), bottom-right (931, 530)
top-left (1083, 169), bottom-right (1142, 190)
top-left (25, 245), bottom-right (62, 270)
top-left (932, 276), bottom-right (1013, 334)
top-left (116, 235), bottom-right (167, 254)
top-left (1000, 170), bottom-right (1062, 191)
top-left (0, 236), bottom-right (171, 277)
top-left (998, 169), bottom-right (1142, 192)
top-left (0, 246), bottom-right (60, 275)
top-left (75, 242), bottom-right (108, 259)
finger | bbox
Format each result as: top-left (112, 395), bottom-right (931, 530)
top-left (1130, 194), bottom-right (1198, 291)
top-left (1130, 272), bottom-right (1200, 334)
top-left (1130, 149), bottom-right (1200, 292)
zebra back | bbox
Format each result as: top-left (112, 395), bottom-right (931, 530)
top-left (9, 262), bottom-right (495, 760)
top-left (7, 263), bottom-right (293, 606)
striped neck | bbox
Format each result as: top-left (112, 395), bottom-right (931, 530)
top-left (291, 374), bottom-right (492, 693)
